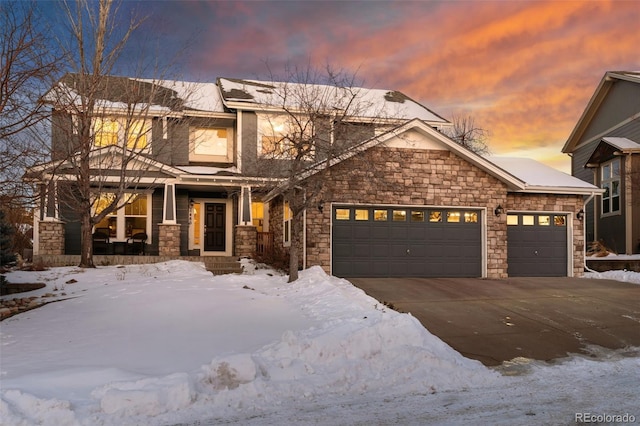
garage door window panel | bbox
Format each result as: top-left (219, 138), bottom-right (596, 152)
top-left (374, 210), bottom-right (388, 221)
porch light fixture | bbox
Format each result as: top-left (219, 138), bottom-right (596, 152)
top-left (317, 201), bottom-right (324, 213)
top-left (577, 209), bottom-right (585, 220)
top-left (494, 205), bottom-right (504, 217)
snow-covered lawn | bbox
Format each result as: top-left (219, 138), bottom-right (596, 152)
top-left (1, 261), bottom-right (638, 425)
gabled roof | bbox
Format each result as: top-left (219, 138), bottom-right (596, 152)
top-left (601, 136), bottom-right (640, 152)
top-left (42, 73), bottom-right (228, 116)
top-left (585, 137), bottom-right (640, 167)
top-left (562, 71), bottom-right (640, 153)
top-left (24, 146), bottom-right (184, 181)
top-left (217, 77), bottom-right (449, 126)
top-left (266, 119), bottom-right (600, 200)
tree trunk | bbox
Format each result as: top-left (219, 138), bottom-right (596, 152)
top-left (287, 211), bottom-right (303, 282)
top-left (79, 208), bottom-right (95, 268)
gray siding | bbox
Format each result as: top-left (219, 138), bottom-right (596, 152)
top-left (582, 81), bottom-right (640, 142)
top-left (240, 111), bottom-right (258, 174)
top-left (608, 117), bottom-right (640, 142)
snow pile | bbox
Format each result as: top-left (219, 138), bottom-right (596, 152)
top-left (585, 269), bottom-right (640, 285)
top-left (0, 261), bottom-right (495, 425)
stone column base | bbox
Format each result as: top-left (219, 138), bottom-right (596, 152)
top-left (39, 221), bottom-right (65, 255)
top-left (235, 225), bottom-right (257, 257)
top-left (158, 224), bottom-right (181, 256)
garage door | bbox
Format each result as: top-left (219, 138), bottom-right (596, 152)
top-left (332, 206), bottom-right (482, 278)
top-left (507, 213), bottom-right (568, 277)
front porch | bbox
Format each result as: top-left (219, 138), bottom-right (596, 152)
top-left (32, 254), bottom-right (243, 275)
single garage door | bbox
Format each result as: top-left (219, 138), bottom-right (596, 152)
top-left (332, 206), bottom-right (482, 278)
top-left (507, 213), bottom-right (568, 277)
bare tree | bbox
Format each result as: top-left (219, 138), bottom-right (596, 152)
top-left (37, 0), bottom-right (193, 267)
top-left (250, 65), bottom-right (387, 281)
top-left (442, 114), bottom-right (490, 156)
top-left (0, 1), bottom-right (60, 206)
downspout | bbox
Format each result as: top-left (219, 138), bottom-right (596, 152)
top-left (583, 192), bottom-right (599, 274)
top-left (303, 190), bottom-right (307, 270)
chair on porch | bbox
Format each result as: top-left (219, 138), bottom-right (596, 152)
top-left (126, 232), bottom-right (147, 255)
top-left (92, 229), bottom-right (111, 255)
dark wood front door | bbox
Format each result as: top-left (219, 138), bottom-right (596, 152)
top-left (205, 203), bottom-right (225, 252)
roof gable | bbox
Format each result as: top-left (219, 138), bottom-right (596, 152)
top-left (585, 137), bottom-right (640, 167)
top-left (563, 71), bottom-right (640, 153)
top-left (25, 146), bottom-right (183, 180)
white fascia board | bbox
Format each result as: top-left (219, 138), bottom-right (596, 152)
top-left (514, 186), bottom-right (605, 196)
top-left (176, 174), bottom-right (281, 185)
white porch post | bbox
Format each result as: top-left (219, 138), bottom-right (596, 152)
top-left (162, 183), bottom-right (177, 224)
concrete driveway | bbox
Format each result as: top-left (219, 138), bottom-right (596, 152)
top-left (348, 276), bottom-right (640, 366)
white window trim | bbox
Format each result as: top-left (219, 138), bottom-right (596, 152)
top-left (601, 158), bottom-right (621, 217)
top-left (189, 126), bottom-right (234, 163)
top-left (93, 191), bottom-right (152, 243)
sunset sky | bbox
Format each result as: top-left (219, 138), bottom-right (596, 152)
top-left (45, 0), bottom-right (640, 172)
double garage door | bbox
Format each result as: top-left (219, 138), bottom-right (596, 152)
top-left (332, 205), bottom-right (482, 278)
top-left (331, 206), bottom-right (570, 278)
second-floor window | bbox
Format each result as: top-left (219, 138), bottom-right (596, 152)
top-left (93, 117), bottom-right (150, 150)
top-left (601, 158), bottom-right (620, 215)
top-left (258, 113), bottom-right (314, 159)
top-left (189, 126), bottom-right (233, 162)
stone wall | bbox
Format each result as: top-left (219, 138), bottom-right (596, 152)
top-left (234, 225), bottom-right (257, 257)
top-left (38, 221), bottom-right (65, 255)
top-left (267, 146), bottom-right (585, 279)
top-left (307, 147), bottom-right (510, 278)
top-left (506, 193), bottom-right (585, 277)
top-left (158, 224), bottom-right (181, 256)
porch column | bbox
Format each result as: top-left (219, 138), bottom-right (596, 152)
top-left (162, 183), bottom-right (177, 224)
top-left (36, 180), bottom-right (64, 256)
top-left (238, 185), bottom-right (253, 225)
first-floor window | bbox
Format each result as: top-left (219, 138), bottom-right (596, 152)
top-left (283, 200), bottom-right (292, 246)
top-left (94, 192), bottom-right (150, 241)
top-left (601, 158), bottom-right (620, 215)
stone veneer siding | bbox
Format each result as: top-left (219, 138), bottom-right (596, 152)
top-left (158, 224), bottom-right (181, 256)
top-left (38, 221), bottom-right (65, 255)
top-left (506, 193), bottom-right (585, 277)
top-left (269, 147), bottom-right (585, 279)
top-left (235, 225), bottom-right (257, 257)
top-left (307, 147), bottom-right (510, 278)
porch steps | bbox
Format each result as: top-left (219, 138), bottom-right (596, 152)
top-left (202, 257), bottom-right (244, 275)
top-left (32, 254), bottom-right (244, 275)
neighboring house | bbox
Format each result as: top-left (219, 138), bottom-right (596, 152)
top-left (28, 73), bottom-right (600, 278)
top-left (562, 71), bottom-right (640, 254)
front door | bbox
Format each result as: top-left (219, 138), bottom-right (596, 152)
top-left (204, 203), bottom-right (225, 252)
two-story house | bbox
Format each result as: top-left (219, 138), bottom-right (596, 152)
top-left (562, 71), bottom-right (640, 254)
top-left (28, 73), bottom-right (600, 278)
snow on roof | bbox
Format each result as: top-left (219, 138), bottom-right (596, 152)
top-left (602, 137), bottom-right (640, 151)
top-left (217, 78), bottom-right (448, 123)
top-left (488, 156), bottom-right (598, 190)
top-left (45, 74), bottom-right (226, 114)
top-left (176, 165), bottom-right (238, 175)
top-left (138, 79), bottom-right (225, 112)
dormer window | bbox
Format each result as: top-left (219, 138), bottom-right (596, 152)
top-left (601, 158), bottom-right (620, 216)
